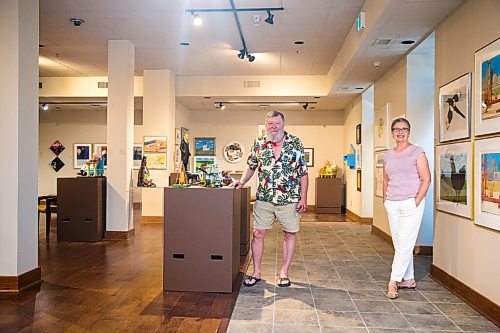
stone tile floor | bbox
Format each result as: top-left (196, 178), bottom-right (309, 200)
top-left (227, 223), bottom-right (499, 333)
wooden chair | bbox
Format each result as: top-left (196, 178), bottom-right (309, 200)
top-left (38, 195), bottom-right (57, 239)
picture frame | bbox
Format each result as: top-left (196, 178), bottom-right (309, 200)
top-left (194, 137), bottom-right (216, 156)
top-left (436, 142), bottom-right (473, 219)
top-left (355, 124), bottom-right (361, 144)
top-left (223, 141), bottom-right (244, 163)
top-left (356, 144), bottom-right (362, 169)
top-left (375, 167), bottom-right (384, 198)
top-left (303, 148), bottom-right (314, 167)
top-left (175, 128), bottom-right (181, 145)
top-left (374, 103), bottom-right (390, 150)
top-left (93, 144), bottom-right (108, 168)
top-left (133, 144), bottom-right (143, 169)
top-left (474, 137), bottom-right (500, 231)
top-left (475, 38), bottom-right (500, 136)
top-left (181, 127), bottom-right (189, 142)
top-left (174, 144), bottom-right (181, 172)
top-left (194, 156), bottom-right (216, 172)
top-left (144, 153), bottom-right (167, 170)
top-left (73, 143), bottom-right (92, 169)
top-left (49, 140), bottom-right (65, 156)
top-left (356, 169), bottom-right (361, 192)
top-left (375, 150), bottom-right (386, 168)
top-left (143, 136), bottom-right (167, 153)
top-left (439, 73), bottom-right (472, 142)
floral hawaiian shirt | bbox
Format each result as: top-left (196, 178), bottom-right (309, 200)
top-left (247, 131), bottom-right (308, 205)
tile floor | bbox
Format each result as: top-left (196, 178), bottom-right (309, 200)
top-left (227, 222), bottom-right (499, 333)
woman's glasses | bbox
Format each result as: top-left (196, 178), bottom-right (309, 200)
top-left (392, 127), bottom-right (410, 133)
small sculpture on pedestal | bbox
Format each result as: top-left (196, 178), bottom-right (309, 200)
top-left (137, 155), bottom-right (156, 187)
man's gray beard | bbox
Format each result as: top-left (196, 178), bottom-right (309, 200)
top-left (267, 130), bottom-right (285, 143)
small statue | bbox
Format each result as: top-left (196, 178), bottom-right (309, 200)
top-left (180, 132), bottom-right (191, 172)
top-left (319, 160), bottom-right (339, 178)
top-left (137, 156), bottom-right (156, 187)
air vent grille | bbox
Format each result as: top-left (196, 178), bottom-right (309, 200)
top-left (244, 80), bottom-right (260, 88)
top-left (372, 38), bottom-right (393, 48)
top-left (98, 82), bottom-right (108, 88)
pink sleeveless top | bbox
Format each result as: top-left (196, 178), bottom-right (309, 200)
top-left (383, 145), bottom-right (425, 201)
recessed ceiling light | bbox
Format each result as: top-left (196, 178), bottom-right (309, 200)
top-left (294, 40), bottom-right (304, 45)
top-left (355, 87), bottom-right (364, 90)
top-left (204, 96), bottom-right (211, 99)
top-left (401, 40), bottom-right (415, 45)
top-left (179, 42), bottom-right (190, 46)
top-left (313, 96), bottom-right (321, 99)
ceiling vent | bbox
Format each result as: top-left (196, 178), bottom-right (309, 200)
top-left (372, 38), bottom-right (393, 48)
top-left (244, 80), bottom-right (260, 88)
top-left (98, 82), bottom-right (108, 88)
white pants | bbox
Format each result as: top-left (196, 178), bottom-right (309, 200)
top-left (384, 198), bottom-right (425, 282)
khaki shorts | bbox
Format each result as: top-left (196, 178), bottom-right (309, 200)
top-left (253, 200), bottom-right (301, 233)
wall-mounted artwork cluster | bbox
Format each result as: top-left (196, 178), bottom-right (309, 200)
top-left (49, 140), bottom-right (65, 172)
top-left (144, 136), bottom-right (167, 170)
top-left (436, 37), bottom-right (500, 232)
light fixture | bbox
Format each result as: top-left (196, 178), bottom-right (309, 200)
top-left (214, 101), bottom-right (317, 110)
top-left (264, 10), bottom-right (274, 24)
top-left (215, 102), bottom-right (226, 110)
top-left (247, 54), bottom-right (255, 62)
top-left (302, 102), bottom-right (309, 110)
top-left (192, 13), bottom-right (202, 26)
top-left (237, 48), bottom-right (247, 59)
top-left (42, 103), bottom-right (48, 111)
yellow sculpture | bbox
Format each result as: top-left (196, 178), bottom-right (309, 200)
top-left (319, 161), bottom-right (338, 178)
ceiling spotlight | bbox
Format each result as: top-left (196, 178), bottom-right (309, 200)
top-left (302, 102), bottom-right (309, 110)
top-left (215, 102), bottom-right (226, 110)
top-left (70, 18), bottom-right (85, 27)
top-left (237, 48), bottom-right (247, 60)
top-left (247, 54), bottom-right (255, 62)
top-left (264, 10), bottom-right (274, 24)
top-left (192, 13), bottom-right (202, 26)
top-left (41, 103), bottom-right (48, 111)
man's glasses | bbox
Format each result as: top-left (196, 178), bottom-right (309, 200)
top-left (392, 128), bottom-right (410, 133)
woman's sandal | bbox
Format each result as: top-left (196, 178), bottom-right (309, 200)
top-left (398, 279), bottom-right (416, 289)
top-left (277, 277), bottom-right (291, 287)
top-left (386, 281), bottom-right (399, 299)
top-left (243, 276), bottom-right (261, 287)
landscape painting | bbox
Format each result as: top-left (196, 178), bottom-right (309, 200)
top-left (436, 142), bottom-right (472, 218)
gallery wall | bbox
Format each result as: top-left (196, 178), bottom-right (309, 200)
top-left (433, 0), bottom-right (500, 304)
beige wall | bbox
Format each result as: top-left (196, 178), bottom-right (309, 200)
top-left (434, 0), bottom-right (500, 304)
top-left (373, 57), bottom-right (408, 235)
top-left (343, 97), bottom-right (363, 215)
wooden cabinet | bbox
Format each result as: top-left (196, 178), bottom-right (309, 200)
top-left (315, 177), bottom-right (342, 213)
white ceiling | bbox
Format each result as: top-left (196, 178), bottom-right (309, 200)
top-left (39, 0), bottom-right (463, 112)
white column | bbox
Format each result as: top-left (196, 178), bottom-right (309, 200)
top-left (0, 0), bottom-right (39, 278)
top-left (362, 85), bottom-right (374, 218)
top-left (106, 40), bottom-right (135, 233)
top-left (141, 70), bottom-right (176, 217)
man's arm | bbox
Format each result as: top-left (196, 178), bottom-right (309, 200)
top-left (231, 165), bottom-right (255, 189)
top-left (296, 173), bottom-right (309, 212)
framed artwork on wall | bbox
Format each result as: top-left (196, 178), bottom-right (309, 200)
top-left (474, 137), bottom-right (500, 231)
top-left (93, 144), bottom-right (108, 168)
top-left (181, 127), bottom-right (189, 141)
top-left (49, 140), bottom-right (65, 156)
top-left (303, 148), bottom-right (314, 167)
top-left (175, 128), bottom-right (181, 145)
top-left (143, 136), bottom-right (167, 153)
top-left (223, 141), bottom-right (244, 163)
top-left (436, 142), bottom-right (473, 219)
top-left (374, 103), bottom-right (390, 150)
top-left (133, 144), bottom-right (143, 169)
top-left (375, 150), bottom-right (385, 168)
top-left (439, 73), bottom-right (471, 142)
top-left (356, 124), bottom-right (361, 144)
top-left (356, 169), bottom-right (361, 192)
top-left (356, 144), bottom-right (362, 169)
top-left (145, 153), bottom-right (167, 170)
top-left (195, 137), bottom-right (216, 156)
top-left (73, 143), bottom-right (92, 168)
top-left (375, 167), bottom-right (384, 198)
top-left (174, 144), bottom-right (181, 171)
top-left (194, 156), bottom-right (216, 172)
top-left (475, 38), bottom-right (500, 136)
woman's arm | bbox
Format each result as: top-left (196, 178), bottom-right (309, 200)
top-left (415, 153), bottom-right (431, 206)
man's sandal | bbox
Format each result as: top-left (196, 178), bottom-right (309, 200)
top-left (386, 281), bottom-right (399, 299)
top-left (398, 279), bottom-right (416, 289)
top-left (277, 277), bottom-right (291, 288)
top-left (243, 276), bottom-right (261, 287)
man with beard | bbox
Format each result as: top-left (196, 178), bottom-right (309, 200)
top-left (232, 111), bottom-right (309, 288)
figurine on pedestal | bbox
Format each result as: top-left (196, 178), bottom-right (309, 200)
top-left (137, 155), bottom-right (156, 187)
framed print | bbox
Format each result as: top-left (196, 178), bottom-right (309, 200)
top-left (175, 128), bottom-right (181, 145)
top-left (375, 167), bottom-right (384, 198)
top-left (145, 153), bottom-right (167, 170)
top-left (356, 124), bottom-right (361, 144)
top-left (143, 136), bottom-right (167, 153)
top-left (223, 141), bottom-right (244, 163)
top-left (50, 157), bottom-right (65, 172)
top-left (436, 142), bottom-right (473, 218)
top-left (195, 137), bottom-right (216, 156)
top-left (374, 103), bottom-right (390, 150)
top-left (356, 144), bottom-right (362, 169)
top-left (475, 38), bottom-right (500, 136)
top-left (93, 144), bottom-right (108, 168)
top-left (474, 137), bottom-right (500, 231)
top-left (174, 144), bottom-right (181, 171)
top-left (73, 143), bottom-right (91, 168)
top-left (439, 73), bottom-right (471, 142)
top-left (49, 140), bottom-right (65, 156)
top-left (133, 144), bottom-right (143, 169)
top-left (356, 169), bottom-right (361, 192)
top-left (181, 127), bottom-right (189, 142)
top-left (194, 156), bottom-right (216, 172)
top-left (375, 150), bottom-right (385, 168)
top-left (303, 148), bottom-right (314, 167)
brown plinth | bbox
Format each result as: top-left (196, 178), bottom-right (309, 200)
top-left (57, 177), bottom-right (106, 242)
top-left (105, 229), bottom-right (135, 240)
top-left (164, 187), bottom-right (241, 293)
top-left (315, 177), bottom-right (342, 214)
top-left (240, 187), bottom-right (251, 256)
top-left (0, 267), bottom-right (41, 293)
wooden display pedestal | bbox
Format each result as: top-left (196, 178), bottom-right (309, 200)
top-left (315, 177), bottom-right (342, 214)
